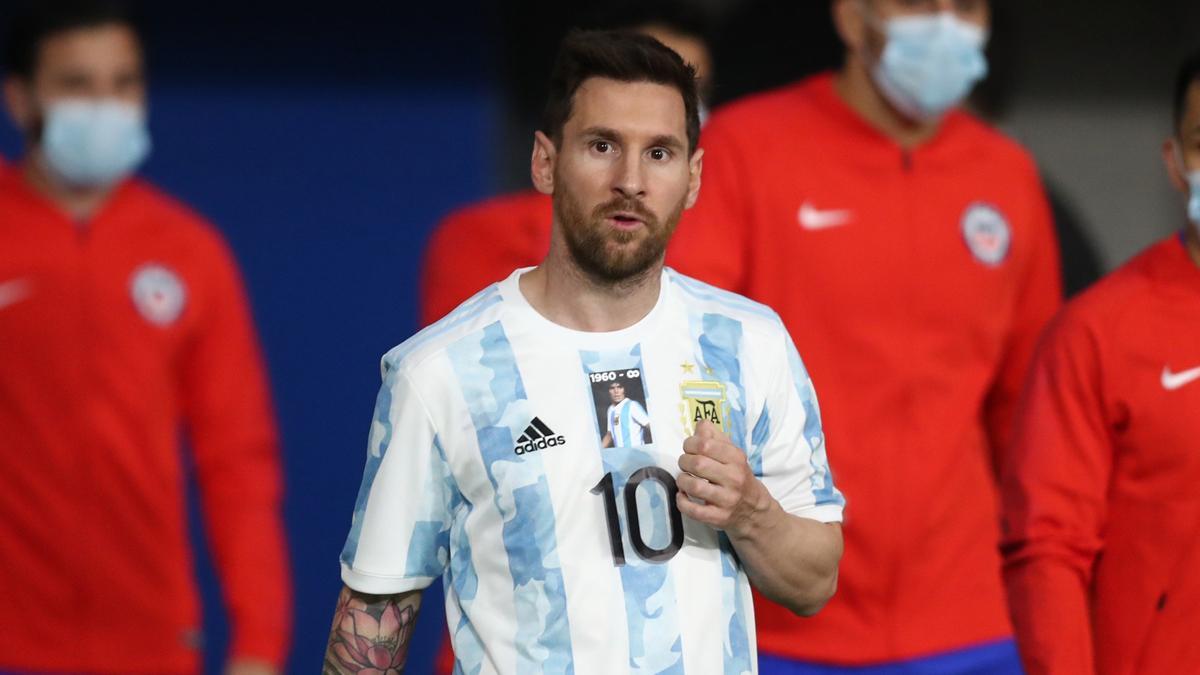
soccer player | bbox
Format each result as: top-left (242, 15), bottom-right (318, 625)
top-left (419, 3), bottom-right (715, 327)
top-left (1000, 50), bottom-right (1200, 675)
top-left (665, 0), bottom-right (1062, 673)
top-left (325, 30), bottom-right (844, 674)
top-left (0, 2), bottom-right (290, 673)
top-left (602, 378), bottom-right (652, 448)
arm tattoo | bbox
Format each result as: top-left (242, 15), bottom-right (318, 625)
top-left (322, 585), bottom-right (421, 675)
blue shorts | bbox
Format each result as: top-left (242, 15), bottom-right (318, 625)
top-left (758, 639), bottom-right (1024, 675)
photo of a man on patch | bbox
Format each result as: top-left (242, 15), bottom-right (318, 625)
top-left (595, 375), bottom-right (652, 448)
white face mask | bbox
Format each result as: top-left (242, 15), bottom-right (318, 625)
top-left (864, 9), bottom-right (990, 121)
top-left (1188, 174), bottom-right (1200, 228)
top-left (1175, 141), bottom-right (1200, 227)
top-left (41, 98), bottom-right (152, 187)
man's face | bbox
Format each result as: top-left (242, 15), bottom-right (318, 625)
top-left (4, 23), bottom-right (145, 137)
top-left (609, 381), bottom-right (626, 403)
top-left (545, 77), bottom-right (702, 284)
top-left (855, 0), bottom-right (991, 61)
top-left (1176, 81), bottom-right (1200, 179)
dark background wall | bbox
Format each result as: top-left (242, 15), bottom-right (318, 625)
top-left (1, 1), bottom-right (1198, 673)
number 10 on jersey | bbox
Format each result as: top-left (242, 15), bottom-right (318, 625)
top-left (590, 467), bottom-right (685, 566)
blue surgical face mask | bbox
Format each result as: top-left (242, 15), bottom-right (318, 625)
top-left (868, 10), bottom-right (989, 121)
top-left (41, 99), bottom-right (151, 187)
top-left (1188, 174), bottom-right (1200, 227)
top-left (1175, 142), bottom-right (1200, 227)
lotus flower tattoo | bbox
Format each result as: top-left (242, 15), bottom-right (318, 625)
top-left (326, 590), bottom-right (415, 675)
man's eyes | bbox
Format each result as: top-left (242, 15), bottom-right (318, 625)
top-left (587, 141), bottom-right (673, 161)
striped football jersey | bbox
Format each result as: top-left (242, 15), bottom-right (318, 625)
top-left (607, 398), bottom-right (650, 447)
top-left (339, 267), bottom-right (844, 675)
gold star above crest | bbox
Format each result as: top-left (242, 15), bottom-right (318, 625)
top-left (681, 362), bottom-right (695, 374)
top-left (705, 367), bottom-right (714, 375)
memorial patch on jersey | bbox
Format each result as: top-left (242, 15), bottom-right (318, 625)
top-left (961, 202), bottom-right (1012, 266)
top-left (130, 263), bottom-right (187, 326)
top-left (580, 346), bottom-right (652, 448)
top-left (679, 379), bottom-right (729, 436)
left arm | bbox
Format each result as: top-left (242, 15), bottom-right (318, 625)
top-left (999, 308), bottom-right (1110, 675)
top-left (323, 586), bottom-right (420, 674)
top-left (676, 422), bottom-right (843, 616)
top-left (183, 235), bottom-right (291, 671)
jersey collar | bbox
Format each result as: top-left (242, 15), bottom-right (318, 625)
top-left (501, 266), bottom-right (671, 348)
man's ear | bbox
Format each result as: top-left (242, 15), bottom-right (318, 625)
top-left (531, 130), bottom-right (557, 195)
top-left (684, 147), bottom-right (703, 209)
top-left (1164, 137), bottom-right (1188, 193)
top-left (832, 0), bottom-right (870, 55)
top-left (3, 77), bottom-right (37, 135)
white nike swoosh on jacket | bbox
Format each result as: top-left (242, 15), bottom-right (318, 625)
top-left (1161, 365), bottom-right (1200, 391)
top-left (0, 278), bottom-right (32, 311)
top-left (798, 202), bottom-right (853, 230)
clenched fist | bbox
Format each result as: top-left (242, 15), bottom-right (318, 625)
top-left (676, 420), bottom-right (773, 537)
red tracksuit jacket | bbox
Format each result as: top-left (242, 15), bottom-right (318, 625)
top-left (1002, 234), bottom-right (1200, 675)
top-left (666, 73), bottom-right (1062, 664)
top-left (421, 189), bottom-right (552, 326)
top-left (0, 167), bottom-right (291, 673)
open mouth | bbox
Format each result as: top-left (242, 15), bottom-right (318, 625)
top-left (606, 212), bottom-right (645, 229)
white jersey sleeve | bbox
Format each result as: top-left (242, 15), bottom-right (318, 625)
top-left (339, 357), bottom-right (459, 594)
top-left (752, 327), bottom-right (844, 523)
top-left (630, 400), bottom-right (650, 427)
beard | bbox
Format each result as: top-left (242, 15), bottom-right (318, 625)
top-left (554, 180), bottom-right (685, 286)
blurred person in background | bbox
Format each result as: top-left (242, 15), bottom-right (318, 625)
top-left (1001, 49), bottom-right (1200, 675)
top-left (0, 1), bottom-right (291, 673)
top-left (419, 0), bottom-right (715, 327)
top-left (667, 0), bottom-right (1061, 672)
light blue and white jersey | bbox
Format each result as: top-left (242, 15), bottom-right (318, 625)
top-left (607, 398), bottom-right (650, 447)
top-left (339, 267), bottom-right (844, 675)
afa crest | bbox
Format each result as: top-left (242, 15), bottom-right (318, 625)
top-left (680, 380), bottom-right (728, 435)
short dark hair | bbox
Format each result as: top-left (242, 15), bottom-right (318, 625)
top-left (3, 0), bottom-right (139, 80)
top-left (1174, 48), bottom-right (1200, 132)
top-left (542, 29), bottom-right (701, 155)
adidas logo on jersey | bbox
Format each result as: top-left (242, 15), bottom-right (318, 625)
top-left (514, 417), bottom-right (565, 455)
